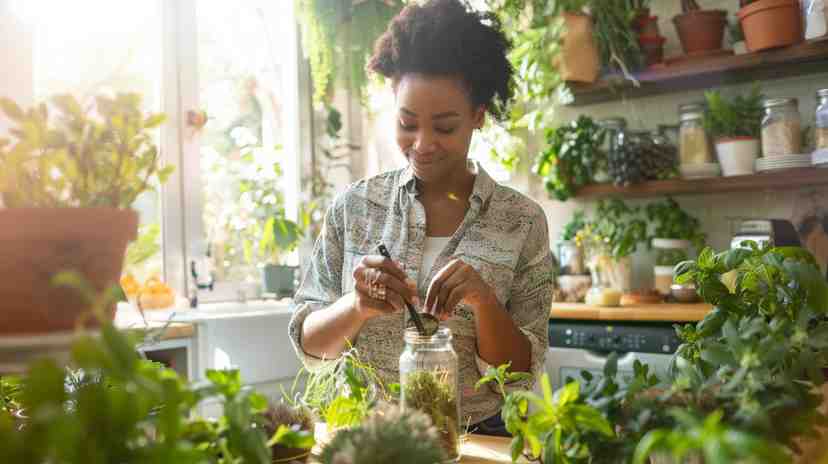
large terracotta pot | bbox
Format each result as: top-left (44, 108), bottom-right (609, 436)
top-left (738, 0), bottom-right (804, 52)
top-left (557, 12), bottom-right (600, 84)
top-left (673, 10), bottom-right (727, 55)
top-left (0, 208), bottom-right (138, 335)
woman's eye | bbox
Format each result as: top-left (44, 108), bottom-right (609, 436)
top-left (398, 121), bottom-right (416, 131)
top-left (435, 127), bottom-right (456, 135)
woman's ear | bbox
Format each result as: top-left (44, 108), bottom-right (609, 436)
top-left (473, 105), bottom-right (486, 129)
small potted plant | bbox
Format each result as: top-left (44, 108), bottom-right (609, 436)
top-left (318, 403), bottom-right (447, 464)
top-left (575, 199), bottom-right (648, 306)
top-left (260, 215), bottom-right (304, 298)
top-left (673, 0), bottom-right (727, 56)
top-left (553, 0), bottom-right (601, 83)
top-left (0, 94), bottom-right (171, 335)
top-left (703, 86), bottom-right (764, 177)
top-left (261, 402), bottom-right (316, 463)
top-left (534, 116), bottom-right (607, 202)
top-left (738, 0), bottom-right (804, 53)
top-left (645, 197), bottom-right (706, 297)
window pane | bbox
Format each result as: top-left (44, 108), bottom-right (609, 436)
top-left (21, 0), bottom-right (165, 283)
top-left (197, 1), bottom-right (296, 284)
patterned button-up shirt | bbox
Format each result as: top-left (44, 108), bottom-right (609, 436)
top-left (288, 161), bottom-right (555, 425)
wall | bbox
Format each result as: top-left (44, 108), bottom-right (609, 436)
top-left (0, 0), bottom-right (34, 133)
top-left (534, 1), bottom-right (828, 289)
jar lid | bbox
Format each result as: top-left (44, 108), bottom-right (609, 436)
top-left (678, 102), bottom-right (705, 113)
top-left (763, 97), bottom-right (798, 108)
top-left (680, 112), bottom-right (704, 122)
top-left (404, 326), bottom-right (451, 344)
top-left (817, 89), bottom-right (828, 98)
top-left (598, 117), bottom-right (627, 130)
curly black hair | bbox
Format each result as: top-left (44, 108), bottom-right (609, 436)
top-left (367, 0), bottom-right (514, 121)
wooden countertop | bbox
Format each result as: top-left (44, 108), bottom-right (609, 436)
top-left (550, 302), bottom-right (712, 322)
top-left (114, 308), bottom-right (195, 340)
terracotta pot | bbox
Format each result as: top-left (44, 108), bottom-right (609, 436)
top-left (635, 15), bottom-right (661, 37)
top-left (557, 12), bottom-right (600, 83)
top-left (0, 208), bottom-right (138, 335)
top-left (673, 10), bottom-right (727, 54)
top-left (639, 35), bottom-right (666, 66)
top-left (738, 0), bottom-right (804, 52)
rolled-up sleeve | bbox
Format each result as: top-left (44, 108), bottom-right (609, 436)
top-left (475, 206), bottom-right (555, 392)
top-left (288, 192), bottom-right (347, 371)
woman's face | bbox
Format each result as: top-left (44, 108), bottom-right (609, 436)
top-left (394, 74), bottom-right (484, 184)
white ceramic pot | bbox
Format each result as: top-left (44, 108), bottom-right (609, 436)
top-left (715, 137), bottom-right (760, 176)
top-left (652, 238), bottom-right (692, 250)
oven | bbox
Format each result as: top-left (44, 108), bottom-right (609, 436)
top-left (543, 319), bottom-right (683, 392)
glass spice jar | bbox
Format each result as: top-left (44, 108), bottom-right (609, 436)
top-left (678, 102), bottom-right (713, 165)
top-left (816, 88), bottom-right (828, 153)
top-left (596, 117), bottom-right (627, 183)
top-left (762, 97), bottom-right (802, 156)
top-left (400, 327), bottom-right (461, 462)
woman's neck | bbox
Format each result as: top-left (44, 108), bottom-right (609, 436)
top-left (416, 164), bottom-right (476, 201)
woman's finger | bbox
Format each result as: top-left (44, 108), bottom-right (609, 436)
top-left (425, 259), bottom-right (464, 315)
top-left (360, 255), bottom-right (410, 284)
top-left (442, 282), bottom-right (471, 321)
top-left (354, 279), bottom-right (404, 314)
top-left (434, 263), bottom-right (471, 317)
top-left (354, 259), bottom-right (417, 306)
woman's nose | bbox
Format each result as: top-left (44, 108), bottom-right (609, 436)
top-left (413, 130), bottom-right (435, 153)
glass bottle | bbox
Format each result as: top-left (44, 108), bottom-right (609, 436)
top-left (400, 327), bottom-right (461, 462)
top-left (815, 88), bottom-right (828, 154)
top-left (761, 97), bottom-right (802, 156)
top-left (596, 117), bottom-right (627, 183)
top-left (678, 102), bottom-right (713, 165)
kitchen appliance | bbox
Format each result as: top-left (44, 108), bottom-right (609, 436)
top-left (543, 319), bottom-right (682, 392)
top-left (730, 219), bottom-right (801, 250)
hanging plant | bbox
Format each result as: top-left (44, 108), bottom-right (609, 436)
top-left (296, 0), bottom-right (404, 104)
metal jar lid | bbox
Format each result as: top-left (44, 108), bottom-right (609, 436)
top-left (762, 97), bottom-right (798, 109)
top-left (679, 102), bottom-right (705, 122)
top-left (817, 88), bottom-right (828, 99)
top-left (598, 117), bottom-right (627, 130)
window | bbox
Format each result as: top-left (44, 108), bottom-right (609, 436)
top-left (3, 0), bottom-right (306, 302)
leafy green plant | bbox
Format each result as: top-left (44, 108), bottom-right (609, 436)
top-left (0, 93), bottom-right (172, 208)
top-left (633, 409), bottom-right (790, 464)
top-left (318, 403), bottom-right (447, 464)
top-left (703, 86), bottom-right (764, 140)
top-left (402, 369), bottom-right (460, 459)
top-left (669, 244), bottom-right (828, 449)
top-left (591, 0), bottom-right (643, 80)
top-left (260, 216), bottom-right (305, 265)
top-left (534, 116), bottom-right (607, 201)
top-left (646, 197), bottom-right (705, 246)
top-left (561, 210), bottom-right (588, 242)
top-left (477, 365), bottom-right (614, 464)
top-left (296, 0), bottom-right (404, 104)
top-left (576, 198), bottom-right (648, 260)
top-left (0, 376), bottom-right (22, 417)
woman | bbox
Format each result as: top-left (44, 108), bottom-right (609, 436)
top-left (288, 0), bottom-right (554, 435)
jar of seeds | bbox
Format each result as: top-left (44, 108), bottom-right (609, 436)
top-left (816, 88), bottom-right (828, 154)
top-left (762, 97), bottom-right (802, 156)
top-left (678, 102), bottom-right (713, 165)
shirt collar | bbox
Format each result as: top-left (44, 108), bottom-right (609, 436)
top-left (399, 159), bottom-right (496, 206)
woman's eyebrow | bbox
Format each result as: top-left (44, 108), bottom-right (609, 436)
top-left (399, 107), bottom-right (460, 120)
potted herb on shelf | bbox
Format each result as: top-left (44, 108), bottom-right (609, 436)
top-left (703, 86), bottom-right (764, 177)
top-left (260, 214), bottom-right (304, 298)
top-left (738, 0), bottom-right (804, 53)
top-left (0, 94), bottom-right (171, 336)
top-left (261, 402), bottom-right (316, 463)
top-left (534, 116), bottom-right (606, 201)
top-left (576, 199), bottom-right (648, 306)
top-left (645, 197), bottom-right (706, 297)
top-left (555, 0), bottom-right (602, 83)
top-left (672, 0), bottom-right (727, 56)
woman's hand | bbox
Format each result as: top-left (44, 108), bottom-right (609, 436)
top-left (424, 258), bottom-right (498, 321)
top-left (352, 255), bottom-right (419, 321)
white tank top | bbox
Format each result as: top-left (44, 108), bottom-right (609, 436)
top-left (419, 236), bottom-right (452, 291)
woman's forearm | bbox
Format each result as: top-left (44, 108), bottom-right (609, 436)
top-left (473, 295), bottom-right (532, 373)
top-left (300, 292), bottom-right (367, 360)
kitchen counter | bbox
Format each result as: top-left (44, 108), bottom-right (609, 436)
top-left (114, 305), bottom-right (195, 340)
top-left (550, 302), bottom-right (712, 322)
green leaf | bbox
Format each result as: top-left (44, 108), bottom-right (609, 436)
top-left (0, 98), bottom-right (24, 121)
top-left (268, 424), bottom-right (315, 450)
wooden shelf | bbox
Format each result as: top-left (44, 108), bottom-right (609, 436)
top-left (574, 167), bottom-right (828, 199)
top-left (568, 38), bottom-right (828, 106)
top-left (550, 302), bottom-right (712, 322)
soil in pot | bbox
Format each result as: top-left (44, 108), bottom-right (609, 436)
top-left (673, 10), bottom-right (727, 54)
top-left (738, 0), bottom-right (804, 52)
top-left (0, 208), bottom-right (138, 335)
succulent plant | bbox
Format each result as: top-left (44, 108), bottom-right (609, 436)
top-left (318, 403), bottom-right (447, 464)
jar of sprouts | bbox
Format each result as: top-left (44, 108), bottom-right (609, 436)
top-left (400, 327), bottom-right (460, 462)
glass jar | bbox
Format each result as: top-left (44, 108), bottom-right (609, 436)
top-left (596, 117), bottom-right (627, 183)
top-left (583, 242), bottom-right (623, 307)
top-left (816, 88), bottom-right (828, 153)
top-left (762, 97), bottom-right (802, 156)
top-left (678, 102), bottom-right (713, 165)
top-left (557, 240), bottom-right (586, 275)
top-left (400, 327), bottom-right (460, 462)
